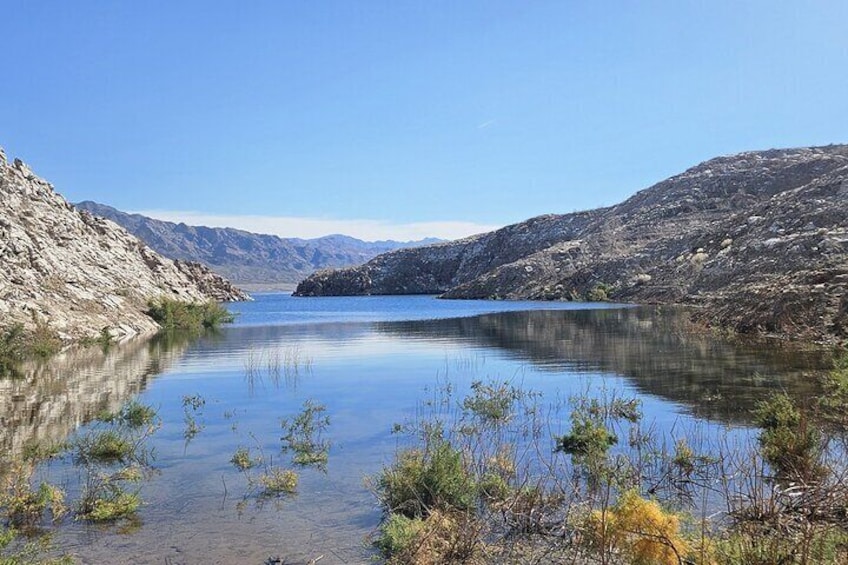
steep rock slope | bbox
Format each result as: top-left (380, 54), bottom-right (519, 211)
top-left (0, 148), bottom-right (247, 340)
top-left (296, 145), bottom-right (848, 341)
top-left (75, 201), bottom-right (441, 286)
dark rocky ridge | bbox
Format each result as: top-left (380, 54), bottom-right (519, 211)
top-left (295, 145), bottom-right (848, 342)
top-left (0, 148), bottom-right (248, 341)
top-left (75, 201), bottom-right (441, 287)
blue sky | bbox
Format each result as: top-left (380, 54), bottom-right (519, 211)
top-left (2, 1), bottom-right (846, 240)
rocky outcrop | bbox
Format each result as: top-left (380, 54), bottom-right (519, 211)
top-left (296, 145), bottom-right (848, 342)
top-left (75, 201), bottom-right (442, 287)
top-left (0, 149), bottom-right (248, 341)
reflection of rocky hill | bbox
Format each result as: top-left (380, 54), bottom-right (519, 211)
top-left (0, 335), bottom-right (189, 460)
top-left (375, 308), bottom-right (828, 424)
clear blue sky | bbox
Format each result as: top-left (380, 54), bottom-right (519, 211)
top-left (2, 1), bottom-right (846, 240)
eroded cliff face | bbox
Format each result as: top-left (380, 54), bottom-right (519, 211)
top-left (296, 145), bottom-right (848, 342)
top-left (0, 148), bottom-right (248, 340)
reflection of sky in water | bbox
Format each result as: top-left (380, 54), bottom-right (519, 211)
top-left (13, 294), bottom-right (826, 563)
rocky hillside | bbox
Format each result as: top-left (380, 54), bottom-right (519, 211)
top-left (75, 201), bottom-right (441, 287)
top-left (296, 145), bottom-right (848, 342)
top-left (0, 148), bottom-right (248, 341)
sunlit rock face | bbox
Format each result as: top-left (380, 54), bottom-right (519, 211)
top-left (0, 148), bottom-right (248, 341)
top-left (0, 335), bottom-right (187, 460)
top-left (296, 145), bottom-right (848, 342)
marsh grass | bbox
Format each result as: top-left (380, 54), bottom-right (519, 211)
top-left (281, 400), bottom-right (330, 470)
top-left (77, 469), bottom-right (142, 522)
top-left (244, 345), bottom-right (313, 394)
top-left (229, 401), bottom-right (332, 507)
top-left (181, 394), bottom-right (205, 444)
top-left (372, 370), bottom-right (848, 565)
top-left (0, 399), bottom-right (158, 563)
top-left (70, 400), bottom-right (158, 524)
top-left (0, 524), bottom-right (73, 565)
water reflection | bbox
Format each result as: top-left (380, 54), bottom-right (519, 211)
top-left (0, 300), bottom-right (834, 563)
top-left (375, 307), bottom-right (828, 424)
top-left (1, 307), bottom-right (826, 465)
top-left (0, 334), bottom-right (190, 461)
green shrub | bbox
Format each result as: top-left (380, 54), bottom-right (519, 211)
top-left (27, 317), bottom-right (61, 359)
top-left (146, 298), bottom-right (234, 332)
top-left (76, 430), bottom-right (133, 464)
top-left (77, 467), bottom-right (144, 523)
top-left (715, 526), bottom-right (848, 565)
top-left (281, 400), bottom-right (331, 469)
top-left (374, 509), bottom-right (481, 563)
top-left (0, 324), bottom-right (27, 370)
top-left (586, 283), bottom-right (613, 302)
top-left (754, 393), bottom-right (824, 481)
top-left (377, 440), bottom-right (475, 519)
top-left (230, 447), bottom-right (260, 471)
top-left (374, 513), bottom-right (426, 558)
top-left (1, 472), bottom-right (67, 529)
top-left (99, 400), bottom-right (158, 430)
top-left (79, 490), bottom-right (140, 522)
top-left (257, 468), bottom-right (298, 495)
top-left (461, 380), bottom-right (521, 425)
top-left (0, 524), bottom-right (74, 565)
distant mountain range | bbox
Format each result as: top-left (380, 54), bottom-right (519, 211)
top-left (74, 201), bottom-right (441, 288)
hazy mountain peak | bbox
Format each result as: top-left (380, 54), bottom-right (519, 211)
top-left (73, 201), bottom-right (443, 288)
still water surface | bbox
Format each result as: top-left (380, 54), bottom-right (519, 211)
top-left (0, 294), bottom-right (828, 564)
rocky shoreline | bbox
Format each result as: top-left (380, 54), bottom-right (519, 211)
top-left (296, 145), bottom-right (848, 344)
top-left (0, 147), bottom-right (248, 341)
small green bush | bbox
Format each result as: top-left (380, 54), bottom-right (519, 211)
top-left (257, 468), bottom-right (298, 495)
top-left (99, 400), bottom-right (158, 430)
top-left (754, 393), bottom-right (823, 481)
top-left (377, 440), bottom-right (475, 519)
top-left (2, 477), bottom-right (66, 529)
top-left (374, 513), bottom-right (426, 558)
top-left (462, 380), bottom-right (521, 425)
top-left (80, 491), bottom-right (140, 522)
top-left (281, 400), bottom-right (330, 469)
top-left (77, 430), bottom-right (133, 464)
top-left (230, 447), bottom-right (260, 471)
top-left (147, 298), bottom-right (234, 332)
top-left (586, 282), bottom-right (613, 302)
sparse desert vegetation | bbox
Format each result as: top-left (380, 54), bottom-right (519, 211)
top-left (372, 360), bottom-right (848, 564)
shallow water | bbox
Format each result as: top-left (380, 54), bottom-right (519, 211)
top-left (0, 294), bottom-right (829, 564)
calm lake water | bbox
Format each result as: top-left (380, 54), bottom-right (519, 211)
top-left (0, 294), bottom-right (829, 564)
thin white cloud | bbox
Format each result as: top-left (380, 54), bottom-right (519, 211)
top-left (477, 119), bottom-right (497, 129)
top-left (131, 210), bottom-right (500, 242)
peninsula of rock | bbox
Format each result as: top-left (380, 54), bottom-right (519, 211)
top-left (295, 145), bottom-right (848, 343)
